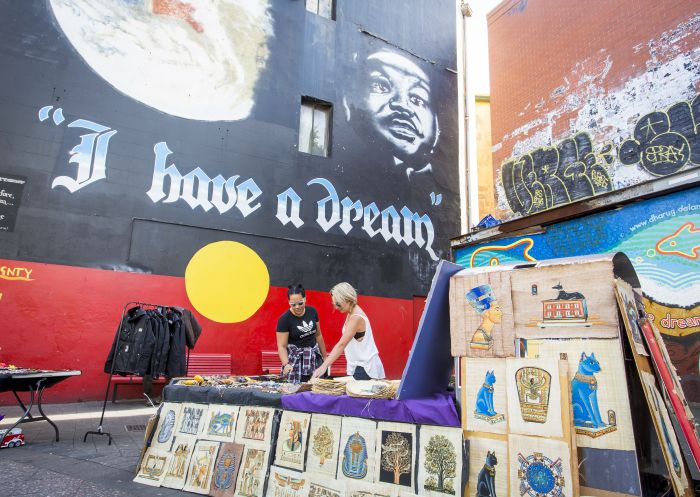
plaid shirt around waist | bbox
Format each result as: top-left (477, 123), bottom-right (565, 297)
top-left (287, 343), bottom-right (323, 384)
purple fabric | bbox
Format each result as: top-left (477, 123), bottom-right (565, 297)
top-left (281, 391), bottom-right (460, 427)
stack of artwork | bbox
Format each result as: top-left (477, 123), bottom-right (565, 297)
top-left (134, 402), bottom-right (464, 496)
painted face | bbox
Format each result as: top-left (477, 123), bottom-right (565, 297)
top-left (485, 302), bottom-right (503, 324)
top-left (289, 294), bottom-right (306, 317)
top-left (364, 51), bottom-right (435, 157)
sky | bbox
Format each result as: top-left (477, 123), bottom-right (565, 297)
top-left (467, 0), bottom-right (502, 95)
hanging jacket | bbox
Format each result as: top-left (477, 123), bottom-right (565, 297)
top-left (174, 307), bottom-right (202, 348)
top-left (104, 306), bottom-right (156, 376)
top-left (148, 309), bottom-right (171, 378)
top-left (166, 310), bottom-right (187, 377)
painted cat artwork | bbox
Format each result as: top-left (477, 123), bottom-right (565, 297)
top-left (538, 283), bottom-right (589, 328)
top-left (476, 451), bottom-right (498, 497)
top-left (571, 352), bottom-right (617, 438)
top-left (466, 284), bottom-right (502, 350)
top-left (474, 370), bottom-right (505, 424)
top-left (342, 432), bottom-right (369, 479)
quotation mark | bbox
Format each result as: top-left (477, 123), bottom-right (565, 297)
top-left (429, 192), bottom-right (442, 206)
top-left (38, 105), bottom-right (65, 125)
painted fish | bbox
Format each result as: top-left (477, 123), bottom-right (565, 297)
top-left (656, 222), bottom-right (700, 260)
top-left (465, 238), bottom-right (536, 268)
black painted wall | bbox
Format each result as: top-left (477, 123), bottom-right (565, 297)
top-left (0, 0), bottom-right (458, 299)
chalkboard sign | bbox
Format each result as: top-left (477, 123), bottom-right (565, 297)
top-left (0, 173), bottom-right (26, 232)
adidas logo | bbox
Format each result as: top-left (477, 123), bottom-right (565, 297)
top-left (296, 320), bottom-right (314, 334)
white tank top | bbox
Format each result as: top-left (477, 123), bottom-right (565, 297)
top-left (342, 313), bottom-right (385, 379)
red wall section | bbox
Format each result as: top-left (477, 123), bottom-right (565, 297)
top-left (0, 258), bottom-right (414, 404)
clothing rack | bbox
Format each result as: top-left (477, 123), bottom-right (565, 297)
top-left (83, 301), bottom-right (187, 445)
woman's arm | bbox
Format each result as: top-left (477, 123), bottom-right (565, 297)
top-left (276, 331), bottom-right (291, 374)
top-left (311, 315), bottom-right (363, 378)
top-left (315, 323), bottom-right (328, 359)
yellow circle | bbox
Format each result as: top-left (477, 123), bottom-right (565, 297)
top-left (185, 241), bottom-right (270, 324)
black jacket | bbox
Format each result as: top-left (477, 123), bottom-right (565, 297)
top-left (104, 307), bottom-right (156, 376)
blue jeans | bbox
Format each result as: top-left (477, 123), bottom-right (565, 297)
top-left (353, 366), bottom-right (371, 380)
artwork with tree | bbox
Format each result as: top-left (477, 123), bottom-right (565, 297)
top-left (312, 425), bottom-right (334, 466)
top-left (380, 431), bottom-right (413, 486)
top-left (423, 434), bottom-right (456, 494)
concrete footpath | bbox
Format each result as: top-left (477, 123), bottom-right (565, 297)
top-left (0, 400), bottom-right (183, 497)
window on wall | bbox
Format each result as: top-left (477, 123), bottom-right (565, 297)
top-left (305, 0), bottom-right (334, 20)
top-left (298, 98), bottom-right (332, 157)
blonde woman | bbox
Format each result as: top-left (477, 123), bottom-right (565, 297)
top-left (312, 282), bottom-right (385, 380)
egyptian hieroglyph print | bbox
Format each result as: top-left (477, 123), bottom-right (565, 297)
top-left (306, 414), bottom-right (343, 478)
top-left (463, 358), bottom-right (507, 434)
top-left (615, 279), bottom-right (649, 356)
top-left (337, 417), bottom-right (377, 484)
top-left (264, 465), bottom-right (309, 497)
top-left (465, 435), bottom-right (507, 497)
top-left (308, 476), bottom-right (347, 497)
top-left (449, 270), bottom-right (516, 357)
top-left (210, 442), bottom-right (245, 497)
top-left (508, 434), bottom-right (573, 497)
top-left (534, 339), bottom-right (636, 451)
top-left (162, 434), bottom-right (197, 490)
top-left (179, 403), bottom-right (209, 436)
top-left (375, 422), bottom-right (416, 489)
top-left (234, 407), bottom-right (275, 447)
top-left (511, 262), bottom-right (619, 339)
top-left (151, 402), bottom-right (182, 449)
top-left (274, 410), bottom-right (311, 471)
top-left (417, 425), bottom-right (463, 497)
top-left (506, 357), bottom-right (563, 438)
top-left (641, 371), bottom-right (690, 496)
top-left (134, 447), bottom-right (170, 486)
top-left (204, 404), bottom-right (240, 442)
top-left (234, 447), bottom-right (269, 497)
top-left (183, 439), bottom-right (220, 494)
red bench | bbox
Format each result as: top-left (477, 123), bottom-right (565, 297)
top-left (111, 353), bottom-right (232, 402)
top-left (261, 350), bottom-right (347, 377)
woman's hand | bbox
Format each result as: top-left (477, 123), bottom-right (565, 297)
top-left (281, 363), bottom-right (293, 376)
top-left (311, 364), bottom-right (328, 379)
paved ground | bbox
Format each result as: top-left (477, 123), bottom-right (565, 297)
top-left (0, 400), bottom-right (184, 497)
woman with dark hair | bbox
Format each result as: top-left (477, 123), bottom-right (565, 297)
top-left (276, 284), bottom-right (327, 383)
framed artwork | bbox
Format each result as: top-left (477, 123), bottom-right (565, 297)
top-left (162, 434), bottom-right (197, 490)
top-left (534, 339), bottom-right (636, 451)
top-left (417, 425), bottom-right (463, 496)
top-left (337, 417), bottom-right (378, 484)
top-left (614, 279), bottom-right (648, 356)
top-left (308, 476), bottom-right (346, 497)
top-left (510, 262), bottom-right (619, 339)
top-left (151, 402), bottom-right (183, 449)
top-left (183, 440), bottom-right (220, 494)
top-left (375, 422), bottom-right (416, 489)
top-left (465, 435), bottom-right (507, 497)
top-left (640, 371), bottom-right (691, 496)
top-left (264, 466), bottom-right (309, 497)
top-left (179, 403), bottom-right (210, 436)
top-left (345, 481), bottom-right (397, 497)
top-left (274, 410), bottom-right (312, 471)
top-left (234, 447), bottom-right (270, 497)
top-left (463, 358), bottom-right (507, 434)
top-left (203, 404), bottom-right (240, 442)
top-left (506, 357), bottom-right (563, 438)
top-left (306, 414), bottom-right (343, 478)
top-left (449, 270), bottom-right (516, 358)
top-left (234, 407), bottom-right (276, 447)
top-left (508, 434), bottom-right (573, 497)
top-left (134, 447), bottom-right (170, 486)
top-left (210, 442), bottom-right (245, 497)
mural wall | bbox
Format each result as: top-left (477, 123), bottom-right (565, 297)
top-left (454, 186), bottom-right (700, 402)
top-left (487, 0), bottom-right (700, 220)
top-left (0, 1), bottom-right (458, 401)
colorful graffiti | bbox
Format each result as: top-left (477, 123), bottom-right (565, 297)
top-left (500, 93), bottom-right (700, 216)
top-left (455, 187), bottom-right (700, 400)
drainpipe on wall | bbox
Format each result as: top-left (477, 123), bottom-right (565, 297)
top-left (456, 1), bottom-right (476, 236)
